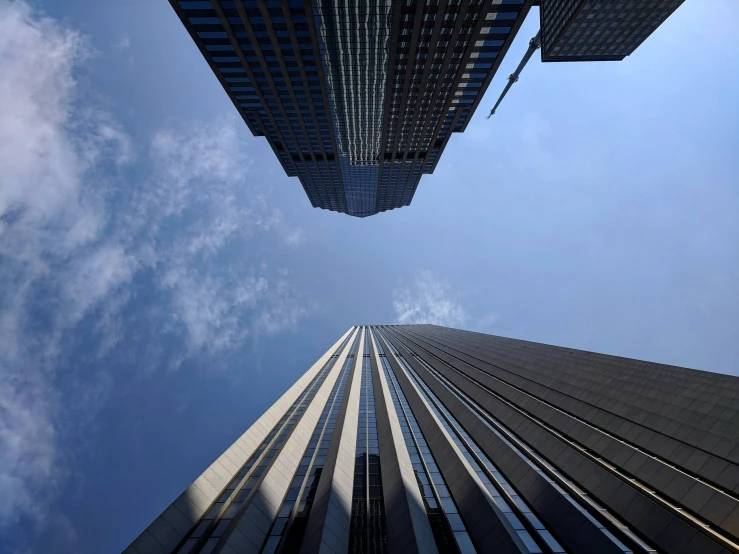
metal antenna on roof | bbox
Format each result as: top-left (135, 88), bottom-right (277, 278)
top-left (487, 30), bottom-right (541, 118)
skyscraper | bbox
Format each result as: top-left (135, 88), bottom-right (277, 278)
top-left (170, 1), bottom-right (530, 217)
top-left (125, 325), bottom-right (739, 554)
top-left (539, 0), bottom-right (685, 62)
top-left (171, 1), bottom-right (685, 217)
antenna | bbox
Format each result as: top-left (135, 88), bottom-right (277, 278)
top-left (487, 30), bottom-right (541, 118)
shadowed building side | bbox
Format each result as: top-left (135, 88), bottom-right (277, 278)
top-left (539, 0), bottom-right (685, 62)
top-left (169, 0), bottom-right (533, 217)
top-left (124, 324), bottom-right (739, 554)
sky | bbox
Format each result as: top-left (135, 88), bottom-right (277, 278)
top-left (0, 0), bottom-right (737, 552)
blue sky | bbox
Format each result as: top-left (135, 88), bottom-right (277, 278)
top-left (0, 0), bottom-right (737, 552)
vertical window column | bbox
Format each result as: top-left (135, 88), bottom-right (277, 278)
top-left (175, 330), bottom-right (355, 554)
top-left (259, 331), bottom-right (361, 553)
top-left (349, 328), bottom-right (389, 554)
top-left (378, 330), bottom-right (563, 554)
top-left (371, 328), bottom-right (471, 554)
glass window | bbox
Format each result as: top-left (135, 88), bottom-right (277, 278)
top-left (188, 17), bottom-right (220, 24)
top-left (454, 532), bottom-right (477, 554)
top-left (211, 519), bottom-right (231, 537)
top-left (200, 538), bottom-right (219, 554)
top-left (191, 519), bottom-right (211, 538)
top-left (540, 530), bottom-right (566, 553)
top-left (505, 513), bottom-right (525, 530)
top-left (179, 1), bottom-right (214, 8)
top-left (440, 497), bottom-right (458, 514)
top-left (262, 536), bottom-right (281, 554)
top-left (446, 513), bottom-right (466, 531)
top-left (517, 531), bottom-right (542, 553)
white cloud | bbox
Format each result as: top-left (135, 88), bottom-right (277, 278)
top-left (138, 119), bottom-right (305, 358)
top-left (0, 0), bottom-right (307, 532)
top-left (251, 274), bottom-right (308, 335)
top-left (0, 2), bottom-right (90, 528)
top-left (160, 266), bottom-right (304, 355)
top-left (283, 226), bottom-right (306, 246)
top-left (113, 33), bottom-right (130, 53)
top-left (61, 244), bottom-right (140, 325)
top-left (0, 375), bottom-right (58, 525)
top-left (474, 312), bottom-right (500, 331)
top-left (393, 271), bottom-right (468, 327)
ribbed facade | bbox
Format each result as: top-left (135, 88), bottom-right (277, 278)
top-left (169, 1), bottom-right (532, 217)
top-left (539, 0), bottom-right (685, 62)
top-left (125, 325), bottom-right (739, 554)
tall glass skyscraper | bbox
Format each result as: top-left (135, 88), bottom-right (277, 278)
top-left (539, 0), bottom-right (685, 62)
top-left (170, 1), bottom-right (685, 216)
top-left (170, 1), bottom-right (530, 217)
top-left (125, 325), bottom-right (739, 554)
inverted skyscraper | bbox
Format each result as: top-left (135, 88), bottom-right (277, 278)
top-left (172, 0), bottom-right (530, 217)
top-left (171, 1), bottom-right (683, 217)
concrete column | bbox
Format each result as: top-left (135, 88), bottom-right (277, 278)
top-left (123, 328), bottom-right (355, 554)
top-left (220, 327), bottom-right (359, 554)
top-left (300, 328), bottom-right (366, 554)
top-left (378, 331), bottom-right (525, 554)
top-left (370, 330), bottom-right (438, 554)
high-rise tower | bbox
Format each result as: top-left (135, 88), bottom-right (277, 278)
top-left (171, 1), bottom-right (685, 217)
top-left (125, 325), bottom-right (739, 554)
top-left (539, 0), bottom-right (684, 62)
top-left (170, 0), bottom-right (531, 217)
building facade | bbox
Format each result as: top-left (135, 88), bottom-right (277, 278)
top-left (539, 0), bottom-right (685, 62)
top-left (125, 325), bottom-right (739, 554)
top-left (170, 1), bottom-right (532, 217)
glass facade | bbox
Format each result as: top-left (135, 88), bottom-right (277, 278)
top-left (409, 348), bottom-right (642, 553)
top-left (378, 328), bottom-right (557, 553)
top-left (173, 330), bottom-right (354, 554)
top-left (348, 328), bottom-right (389, 553)
top-left (261, 331), bottom-right (361, 553)
top-left (172, 0), bottom-right (529, 217)
top-left (128, 324), bottom-right (739, 554)
top-left (372, 329), bottom-right (466, 554)
top-left (539, 0), bottom-right (685, 62)
top-left (315, 1), bottom-right (390, 168)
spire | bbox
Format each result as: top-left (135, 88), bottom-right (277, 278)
top-left (487, 30), bottom-right (541, 118)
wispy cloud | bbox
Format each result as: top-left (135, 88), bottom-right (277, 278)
top-left (393, 271), bottom-right (468, 327)
top-left (1, 1), bottom-right (92, 529)
top-left (113, 33), bottom-right (130, 53)
top-left (474, 312), bottom-right (500, 332)
top-left (0, 0), bottom-right (306, 534)
top-left (283, 226), bottom-right (306, 246)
